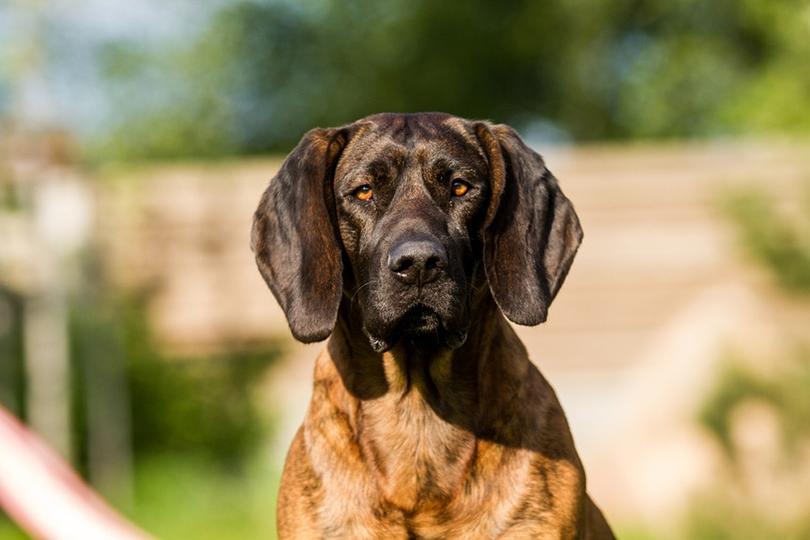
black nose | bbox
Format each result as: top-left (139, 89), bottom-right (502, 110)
top-left (387, 239), bottom-right (448, 285)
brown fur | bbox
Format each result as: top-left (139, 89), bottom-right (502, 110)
top-left (278, 297), bottom-right (613, 538)
top-left (254, 113), bottom-right (615, 538)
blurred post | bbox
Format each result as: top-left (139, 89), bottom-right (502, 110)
top-left (23, 274), bottom-right (71, 459)
top-left (78, 315), bottom-right (135, 508)
top-left (21, 163), bottom-right (92, 461)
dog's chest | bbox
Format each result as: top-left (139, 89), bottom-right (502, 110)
top-left (295, 347), bottom-right (588, 538)
top-left (352, 395), bottom-right (545, 539)
top-left (358, 388), bottom-right (475, 512)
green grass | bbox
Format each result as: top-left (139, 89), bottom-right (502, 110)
top-left (0, 454), bottom-right (281, 540)
top-left (0, 517), bottom-right (28, 540)
top-left (127, 454), bottom-right (280, 540)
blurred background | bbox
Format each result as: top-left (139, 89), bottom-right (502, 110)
top-left (1, 0), bottom-right (809, 538)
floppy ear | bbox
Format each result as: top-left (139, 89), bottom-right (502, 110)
top-left (475, 122), bottom-right (583, 326)
top-left (251, 127), bottom-right (348, 342)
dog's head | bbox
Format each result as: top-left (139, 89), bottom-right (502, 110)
top-left (251, 113), bottom-right (582, 352)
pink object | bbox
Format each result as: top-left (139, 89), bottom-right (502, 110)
top-left (0, 406), bottom-right (152, 540)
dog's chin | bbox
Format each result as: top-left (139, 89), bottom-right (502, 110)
top-left (399, 304), bottom-right (442, 334)
top-left (363, 305), bottom-right (468, 353)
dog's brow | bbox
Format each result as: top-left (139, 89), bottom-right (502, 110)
top-left (368, 145), bottom-right (406, 170)
top-left (367, 159), bottom-right (389, 178)
top-left (441, 122), bottom-right (487, 164)
top-left (430, 156), bottom-right (468, 172)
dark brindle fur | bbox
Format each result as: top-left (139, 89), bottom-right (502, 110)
top-left (252, 113), bottom-right (615, 539)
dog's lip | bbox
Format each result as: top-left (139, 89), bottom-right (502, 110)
top-left (363, 303), bottom-right (469, 352)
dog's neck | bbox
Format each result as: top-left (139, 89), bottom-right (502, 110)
top-left (329, 292), bottom-right (513, 401)
top-left (319, 294), bottom-right (531, 512)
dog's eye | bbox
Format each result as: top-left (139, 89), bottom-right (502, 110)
top-left (352, 185), bottom-right (374, 201)
top-left (451, 179), bottom-right (470, 198)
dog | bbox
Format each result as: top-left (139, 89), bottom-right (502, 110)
top-left (251, 113), bottom-right (615, 539)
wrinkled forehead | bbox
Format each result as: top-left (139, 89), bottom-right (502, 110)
top-left (335, 115), bottom-right (487, 181)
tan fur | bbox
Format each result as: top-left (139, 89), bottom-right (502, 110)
top-left (261, 112), bottom-right (615, 538)
top-left (277, 301), bottom-right (614, 539)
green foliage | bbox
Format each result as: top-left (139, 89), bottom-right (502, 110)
top-left (723, 184), bottom-right (810, 294)
top-left (0, 182), bottom-right (22, 212)
top-left (126, 347), bottom-right (277, 468)
top-left (699, 350), bottom-right (810, 458)
top-left (91, 0), bottom-right (810, 160)
top-left (0, 251), bottom-right (282, 538)
top-left (66, 289), bottom-right (284, 539)
top-left (69, 292), bottom-right (282, 469)
top-left (681, 181), bottom-right (810, 540)
top-left (0, 289), bottom-right (25, 418)
top-left (684, 494), bottom-right (810, 540)
top-left (0, 283), bottom-right (283, 538)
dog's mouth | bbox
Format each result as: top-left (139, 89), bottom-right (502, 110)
top-left (398, 304), bottom-right (441, 334)
top-left (363, 303), bottom-right (468, 353)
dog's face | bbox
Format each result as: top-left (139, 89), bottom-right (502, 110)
top-left (252, 113), bottom-right (582, 352)
top-left (332, 114), bottom-right (490, 351)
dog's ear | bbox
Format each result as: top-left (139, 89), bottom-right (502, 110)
top-left (475, 122), bottom-right (583, 325)
top-left (251, 127), bottom-right (349, 342)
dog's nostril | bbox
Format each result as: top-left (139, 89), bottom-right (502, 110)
top-left (424, 255), bottom-right (444, 271)
top-left (390, 255), bottom-right (414, 274)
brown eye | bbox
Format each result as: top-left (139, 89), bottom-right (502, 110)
top-left (451, 179), bottom-right (470, 198)
top-left (353, 184), bottom-right (374, 201)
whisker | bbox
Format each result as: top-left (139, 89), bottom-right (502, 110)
top-left (350, 279), bottom-right (377, 304)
